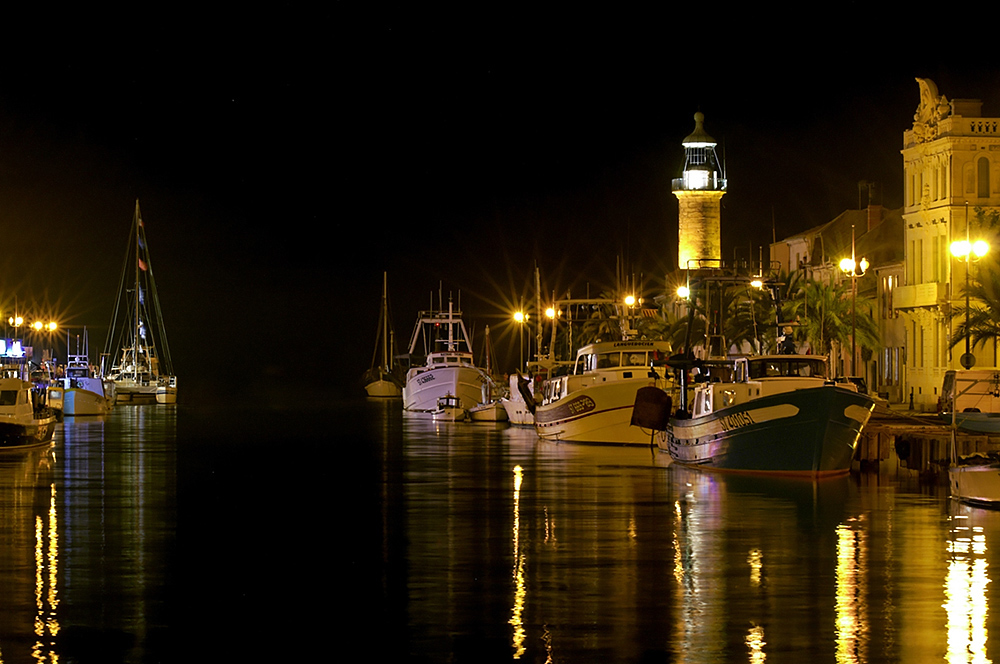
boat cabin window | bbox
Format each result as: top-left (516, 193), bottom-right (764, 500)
top-left (748, 358), bottom-right (827, 379)
top-left (0, 390), bottom-right (19, 406)
top-left (576, 354), bottom-right (592, 374)
top-left (622, 352), bottom-right (647, 367)
top-left (596, 352), bottom-right (620, 369)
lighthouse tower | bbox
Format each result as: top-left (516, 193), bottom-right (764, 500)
top-left (673, 112), bottom-right (726, 270)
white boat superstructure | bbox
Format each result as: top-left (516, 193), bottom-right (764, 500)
top-left (101, 200), bottom-right (177, 405)
top-left (58, 354), bottom-right (113, 416)
top-left (534, 339), bottom-right (673, 445)
top-left (402, 293), bottom-right (488, 415)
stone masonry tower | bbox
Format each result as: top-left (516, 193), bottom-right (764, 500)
top-left (673, 112), bottom-right (727, 270)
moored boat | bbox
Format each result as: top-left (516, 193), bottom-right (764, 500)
top-left (57, 355), bottom-right (113, 416)
top-left (101, 200), bottom-right (177, 405)
top-left (0, 377), bottom-right (56, 449)
top-left (364, 272), bottom-right (403, 398)
top-left (432, 394), bottom-right (467, 422)
top-left (949, 459), bottom-right (1000, 507)
top-left (534, 339), bottom-right (673, 445)
top-left (402, 292), bottom-right (488, 415)
top-left (660, 354), bottom-right (876, 476)
top-left (938, 369), bottom-right (1000, 433)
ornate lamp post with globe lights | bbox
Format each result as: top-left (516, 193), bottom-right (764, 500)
top-left (839, 225), bottom-right (869, 377)
top-left (951, 236), bottom-right (990, 369)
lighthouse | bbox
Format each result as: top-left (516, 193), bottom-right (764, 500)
top-left (673, 112), bottom-right (726, 270)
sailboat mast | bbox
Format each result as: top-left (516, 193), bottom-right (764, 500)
top-left (381, 272), bottom-right (389, 371)
top-left (133, 200), bottom-right (141, 381)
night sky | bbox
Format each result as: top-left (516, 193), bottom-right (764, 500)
top-left (3, 11), bottom-right (1000, 401)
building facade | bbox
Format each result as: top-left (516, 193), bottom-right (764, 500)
top-left (897, 78), bottom-right (1000, 410)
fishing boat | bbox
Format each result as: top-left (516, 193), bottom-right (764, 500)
top-left (0, 377), bottom-right (57, 449)
top-left (48, 330), bottom-right (113, 416)
top-left (402, 291), bottom-right (488, 415)
top-left (101, 200), bottom-right (177, 405)
top-left (534, 339), bottom-right (674, 445)
top-left (659, 354), bottom-right (876, 476)
top-left (364, 272), bottom-right (403, 397)
top-left (432, 394), bottom-right (467, 422)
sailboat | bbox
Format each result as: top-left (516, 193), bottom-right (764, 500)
top-left (468, 325), bottom-right (508, 422)
top-left (364, 272), bottom-right (402, 397)
top-left (101, 200), bottom-right (177, 404)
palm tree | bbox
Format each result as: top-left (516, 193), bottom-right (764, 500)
top-left (948, 261), bottom-right (1000, 365)
top-left (783, 274), bottom-right (879, 364)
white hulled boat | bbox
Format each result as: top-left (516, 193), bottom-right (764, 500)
top-left (364, 272), bottom-right (403, 397)
top-left (101, 200), bottom-right (177, 404)
top-left (534, 338), bottom-right (673, 444)
top-left (0, 377), bottom-right (56, 449)
top-left (402, 292), bottom-right (488, 416)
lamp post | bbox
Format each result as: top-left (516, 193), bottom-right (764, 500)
top-left (839, 224), bottom-right (869, 377)
top-left (513, 310), bottom-right (525, 371)
top-left (951, 236), bottom-right (989, 369)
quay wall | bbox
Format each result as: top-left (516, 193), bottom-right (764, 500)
top-left (854, 412), bottom-right (1000, 479)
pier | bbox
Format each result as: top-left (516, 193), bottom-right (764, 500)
top-left (855, 405), bottom-right (1000, 477)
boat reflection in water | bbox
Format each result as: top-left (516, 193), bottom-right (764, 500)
top-left (945, 502), bottom-right (996, 663)
top-left (381, 397), bottom-right (1000, 662)
top-left (0, 443), bottom-right (58, 661)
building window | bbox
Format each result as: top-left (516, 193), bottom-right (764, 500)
top-left (979, 157), bottom-right (991, 198)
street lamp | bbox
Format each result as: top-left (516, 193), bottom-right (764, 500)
top-left (513, 310), bottom-right (525, 370)
top-left (839, 224), bottom-right (869, 376)
top-left (951, 237), bottom-right (989, 369)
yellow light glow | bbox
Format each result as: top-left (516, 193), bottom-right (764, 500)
top-left (624, 295), bottom-right (635, 307)
top-left (973, 240), bottom-right (990, 258)
top-left (32, 321), bottom-right (42, 331)
top-left (859, 257), bottom-right (870, 272)
top-left (839, 257), bottom-right (856, 273)
top-left (545, 307), bottom-right (556, 319)
top-left (750, 279), bottom-right (763, 289)
top-left (677, 286), bottom-right (690, 299)
top-left (513, 311), bottom-right (524, 323)
top-left (952, 240), bottom-right (971, 258)
top-left (48, 322), bottom-right (57, 331)
top-left (8, 316), bottom-right (22, 327)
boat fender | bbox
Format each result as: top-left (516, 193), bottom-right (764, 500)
top-left (631, 386), bottom-right (671, 431)
top-left (516, 372), bottom-right (536, 414)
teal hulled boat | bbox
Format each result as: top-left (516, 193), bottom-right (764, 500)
top-left (658, 355), bottom-right (876, 477)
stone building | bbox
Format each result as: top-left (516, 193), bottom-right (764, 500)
top-left (896, 78), bottom-right (1000, 411)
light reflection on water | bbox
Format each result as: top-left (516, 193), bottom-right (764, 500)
top-left (0, 406), bottom-right (177, 663)
top-left (372, 401), bottom-right (1000, 662)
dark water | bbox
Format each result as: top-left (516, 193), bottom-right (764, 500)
top-left (0, 395), bottom-right (342, 663)
top-left (361, 399), bottom-right (1000, 663)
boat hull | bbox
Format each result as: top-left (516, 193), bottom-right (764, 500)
top-left (403, 366), bottom-right (486, 413)
top-left (534, 378), bottom-right (661, 445)
top-left (64, 388), bottom-right (112, 416)
top-left (156, 386), bottom-right (177, 404)
top-left (469, 401), bottom-right (508, 422)
top-left (940, 411), bottom-right (1000, 433)
top-left (0, 418), bottom-right (56, 449)
top-left (500, 398), bottom-right (534, 426)
top-left (365, 379), bottom-right (402, 398)
top-left (662, 385), bottom-right (875, 476)
top-left (950, 464), bottom-right (1000, 506)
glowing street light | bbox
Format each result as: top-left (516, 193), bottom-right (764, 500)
top-left (839, 224), bottom-right (869, 377)
top-left (514, 310), bottom-right (526, 370)
top-left (951, 236), bottom-right (990, 369)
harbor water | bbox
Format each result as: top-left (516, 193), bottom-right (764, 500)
top-left (362, 399), bottom-right (1000, 663)
top-left (0, 392), bottom-right (339, 663)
